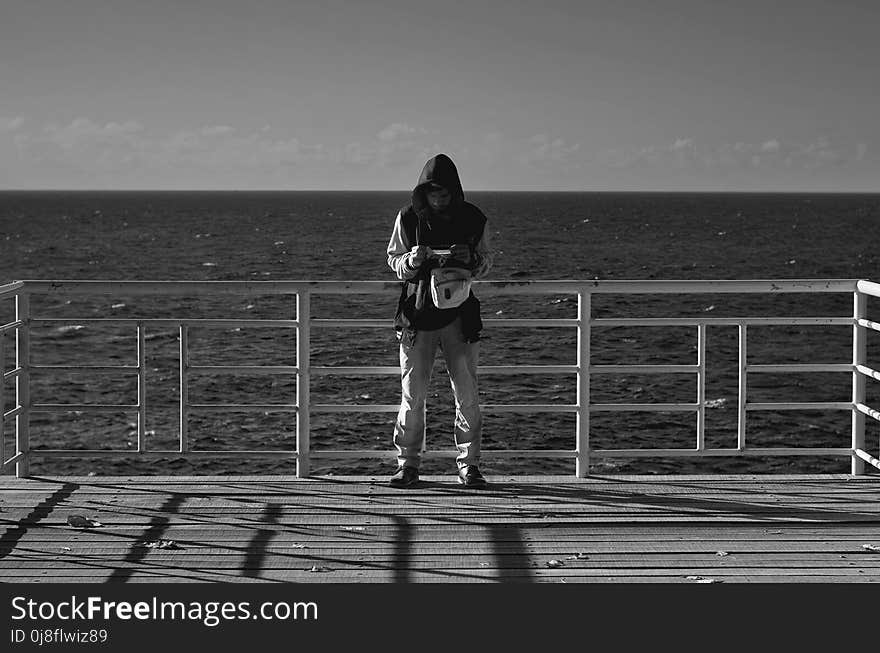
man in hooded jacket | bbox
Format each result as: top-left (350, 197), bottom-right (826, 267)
top-left (386, 154), bottom-right (494, 488)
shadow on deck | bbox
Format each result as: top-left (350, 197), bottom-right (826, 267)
top-left (1, 474), bottom-right (880, 583)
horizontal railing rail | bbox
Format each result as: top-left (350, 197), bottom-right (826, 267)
top-left (1, 278), bottom-right (879, 478)
top-left (19, 279), bottom-right (860, 294)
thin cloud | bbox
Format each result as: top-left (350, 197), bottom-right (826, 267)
top-left (376, 122), bottom-right (424, 142)
top-left (200, 125), bottom-right (235, 136)
top-left (602, 145), bottom-right (659, 169)
top-left (338, 141), bottom-right (376, 166)
top-left (606, 136), bottom-right (867, 172)
top-left (3, 118), bottom-right (331, 183)
top-left (0, 116), bottom-right (25, 132)
top-left (672, 138), bottom-right (694, 151)
top-left (520, 134), bottom-right (581, 167)
top-left (42, 117), bottom-right (144, 143)
top-left (334, 123), bottom-right (433, 170)
top-left (8, 118), bottom-right (147, 174)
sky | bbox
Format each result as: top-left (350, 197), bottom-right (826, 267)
top-left (0, 0), bottom-right (877, 191)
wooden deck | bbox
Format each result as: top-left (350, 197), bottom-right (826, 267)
top-left (1, 473), bottom-right (880, 583)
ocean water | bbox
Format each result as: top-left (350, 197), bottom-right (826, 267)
top-left (1, 190), bottom-right (879, 476)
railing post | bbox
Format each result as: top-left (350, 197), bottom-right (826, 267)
top-left (696, 323), bottom-right (706, 451)
top-left (737, 323), bottom-right (747, 450)
top-left (0, 332), bottom-right (5, 468)
top-left (421, 403), bottom-right (427, 454)
top-left (296, 291), bottom-right (311, 477)
top-left (179, 324), bottom-right (188, 454)
top-left (576, 288), bottom-right (591, 477)
top-left (15, 292), bottom-right (30, 478)
top-left (852, 291), bottom-right (866, 475)
top-left (137, 322), bottom-right (147, 453)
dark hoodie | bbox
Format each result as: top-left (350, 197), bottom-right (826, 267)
top-left (391, 154), bottom-right (488, 340)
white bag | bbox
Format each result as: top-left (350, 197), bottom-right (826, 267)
top-left (429, 267), bottom-right (472, 309)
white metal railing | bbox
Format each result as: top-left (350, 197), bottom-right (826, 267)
top-left (1, 278), bottom-right (879, 478)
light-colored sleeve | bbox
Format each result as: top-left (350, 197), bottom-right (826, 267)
top-left (387, 210), bottom-right (420, 281)
top-left (471, 221), bottom-right (494, 279)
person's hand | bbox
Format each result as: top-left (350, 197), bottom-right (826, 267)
top-left (449, 243), bottom-right (472, 265)
top-left (410, 245), bottom-right (432, 267)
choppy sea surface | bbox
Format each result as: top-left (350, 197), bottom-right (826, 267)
top-left (1, 191), bottom-right (879, 476)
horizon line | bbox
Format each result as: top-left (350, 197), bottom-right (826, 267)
top-left (1, 188), bottom-right (878, 194)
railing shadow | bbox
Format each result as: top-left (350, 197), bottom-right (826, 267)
top-left (0, 481), bottom-right (79, 560)
top-left (411, 478), bottom-right (534, 582)
top-left (186, 477), bottom-right (534, 582)
top-left (392, 514), bottom-right (413, 583)
top-left (477, 478), bottom-right (880, 523)
top-left (108, 492), bottom-right (187, 583)
top-left (243, 502), bottom-right (282, 579)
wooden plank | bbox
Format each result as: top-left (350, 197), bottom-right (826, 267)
top-left (3, 483), bottom-right (877, 498)
top-left (2, 485), bottom-right (876, 500)
top-left (0, 475), bottom-right (869, 486)
top-left (0, 473), bottom-right (869, 483)
top-left (6, 524), bottom-right (880, 540)
top-left (2, 497), bottom-right (877, 512)
top-left (5, 555), bottom-right (878, 572)
top-left (0, 480), bottom-right (871, 494)
top-left (5, 552), bottom-right (880, 570)
top-left (12, 486), bottom-right (880, 499)
top-left (8, 541), bottom-right (880, 555)
top-left (4, 557), bottom-right (880, 572)
top-left (4, 575), bottom-right (877, 584)
top-left (3, 484), bottom-right (876, 499)
top-left (8, 527), bottom-right (880, 545)
top-left (4, 573), bottom-right (875, 584)
top-left (7, 530), bottom-right (880, 545)
top-left (6, 538), bottom-right (880, 554)
top-left (3, 510), bottom-right (880, 525)
top-left (4, 497), bottom-right (874, 512)
top-left (5, 516), bottom-right (879, 529)
top-left (4, 516), bottom-right (879, 529)
top-left (5, 490), bottom-right (880, 503)
top-left (3, 496), bottom-right (879, 511)
top-left (2, 566), bottom-right (879, 581)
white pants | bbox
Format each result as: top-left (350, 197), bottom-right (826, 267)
top-left (393, 317), bottom-right (482, 470)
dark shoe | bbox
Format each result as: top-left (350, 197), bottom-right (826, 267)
top-left (457, 465), bottom-right (488, 488)
top-left (389, 466), bottom-right (419, 488)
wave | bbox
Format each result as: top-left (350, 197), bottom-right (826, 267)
top-left (54, 325), bottom-right (86, 335)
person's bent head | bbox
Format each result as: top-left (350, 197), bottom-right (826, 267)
top-left (413, 154), bottom-right (464, 217)
top-left (425, 182), bottom-right (452, 213)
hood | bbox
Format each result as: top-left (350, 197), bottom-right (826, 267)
top-left (412, 154), bottom-right (465, 214)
